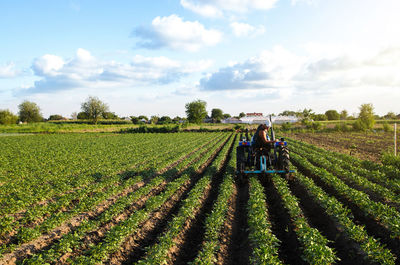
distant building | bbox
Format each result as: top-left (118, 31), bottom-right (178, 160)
top-left (272, 115), bottom-right (299, 124)
top-left (222, 117), bottom-right (242, 124)
top-left (240, 113), bottom-right (270, 124)
top-left (239, 113), bottom-right (299, 124)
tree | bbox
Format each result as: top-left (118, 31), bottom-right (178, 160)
top-left (131, 116), bottom-right (140, 124)
top-left (384, 111), bottom-right (397, 120)
top-left (48, 114), bottom-right (64, 120)
top-left (81, 96), bottom-right (109, 124)
top-left (71, 112), bottom-right (78, 120)
top-left (340, 110), bottom-right (348, 120)
top-left (172, 116), bottom-right (181, 123)
top-left (150, 115), bottom-right (159, 124)
top-left (0, 109), bottom-right (18, 125)
top-left (158, 116), bottom-right (172, 124)
top-left (18, 101), bottom-right (43, 123)
top-left (354, 103), bottom-right (375, 131)
top-left (239, 112), bottom-right (246, 118)
top-left (138, 115), bottom-right (148, 121)
top-left (223, 113), bottom-right (231, 119)
top-left (279, 110), bottom-right (298, 116)
top-left (211, 108), bottom-right (224, 122)
top-left (185, 99), bottom-right (207, 124)
top-left (102, 112), bottom-right (118, 119)
top-left (325, 110), bottom-right (340, 120)
top-left (77, 112), bottom-right (89, 120)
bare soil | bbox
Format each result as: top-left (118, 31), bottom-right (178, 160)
top-left (284, 131), bottom-right (399, 162)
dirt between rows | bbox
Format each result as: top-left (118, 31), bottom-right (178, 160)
top-left (284, 132), bottom-right (398, 162)
top-left (1, 135), bottom-right (226, 265)
top-left (287, 178), bottom-right (372, 265)
top-left (171, 139), bottom-right (235, 264)
top-left (259, 176), bottom-right (307, 265)
top-left (0, 181), bottom-right (145, 265)
top-left (292, 147), bottom-right (400, 212)
top-left (4, 135), bottom-right (216, 232)
top-left (292, 159), bottom-right (400, 265)
top-left (105, 135), bottom-right (233, 264)
top-left (225, 180), bottom-right (250, 265)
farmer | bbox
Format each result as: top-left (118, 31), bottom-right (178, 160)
top-left (250, 120), bottom-right (276, 168)
top-left (251, 120), bottom-right (274, 148)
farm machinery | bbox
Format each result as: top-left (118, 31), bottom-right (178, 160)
top-left (236, 119), bottom-right (295, 182)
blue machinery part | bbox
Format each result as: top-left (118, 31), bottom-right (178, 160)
top-left (243, 155), bottom-right (296, 174)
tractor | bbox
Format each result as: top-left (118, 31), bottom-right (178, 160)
top-left (236, 119), bottom-right (295, 183)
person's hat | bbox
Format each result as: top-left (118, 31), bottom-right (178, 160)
top-left (265, 119), bottom-right (271, 128)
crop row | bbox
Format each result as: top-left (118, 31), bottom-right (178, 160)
top-left (291, 151), bottom-right (400, 239)
top-left (0, 133), bottom-right (220, 218)
top-left (293, 170), bottom-right (397, 264)
top-left (0, 134), bottom-right (158, 214)
top-left (288, 138), bottom-right (400, 194)
top-left (133, 135), bottom-right (235, 265)
top-left (191, 138), bottom-right (237, 264)
top-left (289, 140), bottom-right (400, 207)
top-left (18, 133), bottom-right (232, 264)
top-left (247, 176), bottom-right (282, 265)
top-left (0, 134), bottom-right (207, 239)
top-left (270, 175), bottom-right (337, 264)
top-left (1, 134), bottom-right (223, 254)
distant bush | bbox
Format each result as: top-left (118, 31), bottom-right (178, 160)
top-left (120, 125), bottom-right (234, 133)
top-left (352, 119), bottom-right (368, 131)
top-left (304, 121), bottom-right (323, 130)
top-left (281, 122), bottom-right (293, 131)
top-left (383, 122), bottom-right (393, 132)
top-left (0, 109), bottom-right (18, 125)
top-left (121, 125), bottom-right (180, 133)
top-left (50, 119), bottom-right (132, 125)
top-left (353, 103), bottom-right (375, 131)
top-left (381, 152), bottom-right (400, 169)
top-left (334, 123), bottom-right (351, 132)
top-left (48, 114), bottom-right (65, 121)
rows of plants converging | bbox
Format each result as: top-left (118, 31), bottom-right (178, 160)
top-left (1, 132), bottom-right (400, 264)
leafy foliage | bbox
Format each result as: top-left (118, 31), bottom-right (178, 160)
top-left (185, 99), bottom-right (207, 124)
top-left (353, 103), bottom-right (375, 131)
top-left (81, 96), bottom-right (109, 124)
top-left (0, 109), bottom-right (18, 124)
top-left (18, 101), bottom-right (43, 123)
top-left (325, 110), bottom-right (340, 120)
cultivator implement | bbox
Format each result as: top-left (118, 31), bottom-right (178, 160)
top-left (236, 119), bottom-right (295, 183)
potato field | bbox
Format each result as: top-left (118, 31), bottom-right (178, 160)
top-left (1, 132), bottom-right (400, 265)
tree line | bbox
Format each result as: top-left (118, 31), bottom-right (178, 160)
top-left (1, 97), bottom-right (399, 128)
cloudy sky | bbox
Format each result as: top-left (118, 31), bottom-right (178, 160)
top-left (1, 0), bottom-right (400, 118)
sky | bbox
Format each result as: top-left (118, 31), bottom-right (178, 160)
top-left (1, 0), bottom-right (400, 118)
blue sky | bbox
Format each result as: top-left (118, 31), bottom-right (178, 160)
top-left (1, 0), bottom-right (400, 118)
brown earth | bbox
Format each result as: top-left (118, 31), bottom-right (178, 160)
top-left (283, 131), bottom-right (399, 162)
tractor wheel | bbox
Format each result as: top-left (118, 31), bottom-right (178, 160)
top-left (279, 147), bottom-right (291, 180)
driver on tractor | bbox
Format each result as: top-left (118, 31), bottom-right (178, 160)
top-left (251, 120), bottom-right (277, 168)
top-left (251, 120), bottom-right (276, 148)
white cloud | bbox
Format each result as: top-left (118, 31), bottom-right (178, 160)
top-left (181, 0), bottom-right (278, 17)
top-left (291, 0), bottom-right (316, 5)
top-left (24, 48), bottom-right (213, 94)
top-left (200, 45), bottom-right (400, 98)
top-left (0, 62), bottom-right (22, 78)
top-left (230, 22), bottom-right (265, 37)
top-left (134, 14), bottom-right (222, 52)
top-left (32, 54), bottom-right (65, 76)
top-left (180, 0), bottom-right (222, 17)
top-left (200, 46), bottom-right (303, 92)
